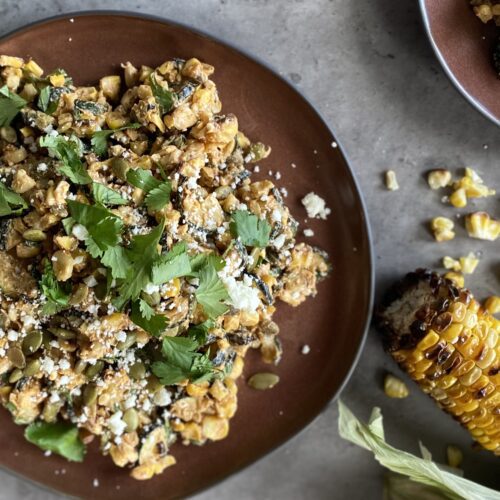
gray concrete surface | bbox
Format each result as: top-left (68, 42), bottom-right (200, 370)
top-left (0, 0), bottom-right (499, 499)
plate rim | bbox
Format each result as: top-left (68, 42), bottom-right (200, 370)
top-left (419, 0), bottom-right (500, 126)
top-left (0, 9), bottom-right (375, 498)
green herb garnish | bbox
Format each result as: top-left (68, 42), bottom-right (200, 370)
top-left (39, 261), bottom-right (71, 315)
top-left (91, 182), bottom-right (127, 206)
top-left (37, 86), bottom-right (69, 115)
top-left (40, 134), bottom-right (92, 184)
top-left (229, 210), bottom-right (271, 247)
top-left (149, 73), bottom-right (175, 113)
top-left (0, 181), bottom-right (28, 216)
top-left (126, 168), bottom-right (171, 211)
top-left (90, 123), bottom-right (141, 156)
top-left (25, 421), bottom-right (85, 462)
top-left (151, 242), bottom-right (191, 285)
top-left (195, 260), bottom-right (230, 319)
top-left (0, 85), bottom-right (26, 126)
top-left (129, 299), bottom-right (168, 337)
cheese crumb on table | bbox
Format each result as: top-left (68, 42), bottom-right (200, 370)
top-left (303, 228), bottom-right (314, 237)
top-left (385, 170), bottom-right (399, 191)
top-left (301, 192), bottom-right (331, 219)
top-left (301, 345), bottom-right (311, 355)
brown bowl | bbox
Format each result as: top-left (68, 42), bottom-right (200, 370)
top-left (0, 12), bottom-right (373, 499)
top-left (420, 0), bottom-right (500, 125)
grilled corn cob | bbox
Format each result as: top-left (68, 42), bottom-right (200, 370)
top-left (376, 269), bottom-right (500, 455)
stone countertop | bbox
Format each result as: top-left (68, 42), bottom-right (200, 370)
top-left (0, 1), bottom-right (499, 499)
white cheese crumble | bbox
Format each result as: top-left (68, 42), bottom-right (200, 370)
top-left (108, 411), bottom-right (127, 436)
top-left (143, 283), bottom-right (160, 294)
top-left (37, 162), bottom-right (48, 172)
top-left (72, 224), bottom-right (89, 241)
top-left (301, 192), bottom-right (331, 220)
top-left (7, 329), bottom-right (18, 341)
top-left (271, 234), bottom-right (286, 250)
top-left (153, 388), bottom-right (172, 407)
top-left (83, 275), bottom-right (98, 287)
top-left (222, 276), bottom-right (260, 313)
top-left (301, 344), bottom-right (311, 355)
top-left (303, 228), bottom-right (314, 237)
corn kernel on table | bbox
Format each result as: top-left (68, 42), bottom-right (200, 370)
top-left (0, 0), bottom-right (499, 499)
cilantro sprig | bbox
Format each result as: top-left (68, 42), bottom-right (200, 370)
top-left (149, 73), bottom-right (175, 113)
top-left (0, 181), bottom-right (28, 216)
top-left (230, 210), bottom-right (271, 247)
top-left (91, 123), bottom-right (141, 157)
top-left (40, 134), bottom-right (92, 184)
top-left (126, 168), bottom-right (171, 211)
top-left (195, 262), bottom-right (230, 319)
top-left (129, 299), bottom-right (168, 337)
top-left (0, 85), bottom-right (26, 126)
top-left (40, 261), bottom-right (71, 315)
top-left (91, 182), bottom-right (127, 206)
top-left (151, 242), bottom-right (191, 285)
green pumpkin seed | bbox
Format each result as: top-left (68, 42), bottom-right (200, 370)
top-left (0, 386), bottom-right (12, 398)
top-left (129, 362), bottom-right (146, 380)
top-left (8, 347), bottom-right (26, 369)
top-left (42, 330), bottom-right (52, 349)
top-left (85, 360), bottom-right (104, 380)
top-left (23, 358), bottom-right (41, 377)
top-left (123, 408), bottom-right (139, 432)
top-left (22, 330), bottom-right (43, 355)
top-left (83, 384), bottom-right (98, 406)
top-left (141, 291), bottom-right (160, 306)
top-left (247, 372), bottom-right (280, 390)
top-left (8, 368), bottom-right (24, 383)
top-left (69, 283), bottom-right (89, 305)
top-left (22, 229), bottom-right (46, 242)
top-left (48, 327), bottom-right (76, 340)
top-left (117, 331), bottom-right (137, 350)
top-left (0, 126), bottom-right (17, 143)
top-left (74, 359), bottom-right (87, 374)
top-left (214, 185), bottom-right (232, 200)
top-left (111, 157), bottom-right (131, 180)
top-left (146, 375), bottom-right (163, 394)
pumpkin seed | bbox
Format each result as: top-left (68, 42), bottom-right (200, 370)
top-left (23, 358), bottom-right (41, 377)
top-left (146, 375), bottom-right (163, 394)
top-left (111, 157), bottom-right (131, 180)
top-left (141, 291), bottom-right (160, 306)
top-left (129, 362), bottom-right (146, 380)
top-left (123, 408), bottom-right (139, 432)
top-left (117, 331), bottom-right (136, 350)
top-left (58, 339), bottom-right (77, 352)
top-left (22, 229), bottom-right (46, 242)
top-left (74, 359), bottom-right (87, 374)
top-left (42, 330), bottom-right (52, 349)
top-left (0, 386), bottom-right (12, 398)
top-left (21, 330), bottom-right (43, 354)
top-left (8, 368), bottom-right (24, 383)
top-left (48, 327), bottom-right (76, 340)
top-left (69, 283), bottom-right (89, 305)
top-left (83, 384), bottom-right (98, 406)
top-left (0, 125), bottom-right (17, 143)
top-left (247, 372), bottom-right (280, 390)
top-left (8, 347), bottom-right (26, 369)
top-left (85, 360), bottom-right (105, 380)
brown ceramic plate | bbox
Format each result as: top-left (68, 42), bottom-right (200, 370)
top-left (0, 12), bottom-right (373, 499)
top-left (420, 0), bottom-right (500, 125)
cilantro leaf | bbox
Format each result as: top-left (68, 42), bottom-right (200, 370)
top-left (0, 181), bottom-right (28, 216)
top-left (91, 123), bottom-right (141, 156)
top-left (0, 85), bottom-right (27, 126)
top-left (91, 182), bottom-right (127, 206)
top-left (126, 168), bottom-right (171, 211)
top-left (129, 299), bottom-right (168, 337)
top-left (40, 135), bottom-right (92, 184)
top-left (113, 220), bottom-right (164, 310)
top-left (149, 73), bottom-right (175, 113)
top-left (195, 262), bottom-right (230, 318)
top-left (151, 362), bottom-right (189, 386)
top-left (230, 210), bottom-right (271, 247)
top-left (67, 200), bottom-right (123, 258)
top-left (188, 253), bottom-right (225, 276)
top-left (25, 421), bottom-right (85, 462)
top-left (101, 245), bottom-right (130, 279)
top-left (38, 86), bottom-right (70, 115)
top-left (151, 242), bottom-right (191, 285)
top-left (187, 319), bottom-right (214, 344)
top-left (40, 261), bottom-right (71, 315)
top-left (37, 86), bottom-right (51, 113)
top-left (61, 217), bottom-right (75, 235)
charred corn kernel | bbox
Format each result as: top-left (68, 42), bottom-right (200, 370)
top-left (443, 256), bottom-right (461, 272)
top-left (449, 188), bottom-right (467, 208)
top-left (106, 111), bottom-right (129, 129)
top-left (49, 73), bottom-right (65, 87)
top-left (384, 374), bottom-right (409, 398)
top-left (23, 59), bottom-right (43, 77)
top-left (202, 416), bottom-right (229, 441)
top-left (444, 272), bottom-right (464, 288)
top-left (377, 270), bottom-right (500, 456)
top-left (459, 252), bottom-right (480, 274)
top-left (385, 170), bottom-right (399, 191)
top-left (430, 217), bottom-right (455, 242)
top-left (485, 296), bottom-right (500, 315)
top-left (465, 212), bottom-right (500, 241)
top-left (427, 169), bottom-right (452, 189)
top-left (100, 75), bottom-right (121, 101)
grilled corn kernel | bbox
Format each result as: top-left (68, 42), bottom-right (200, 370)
top-left (430, 217), bottom-right (455, 242)
top-left (384, 374), bottom-right (409, 398)
top-left (0, 55), bottom-right (24, 68)
top-left (23, 59), bottom-right (43, 77)
top-left (465, 212), bottom-right (500, 241)
top-left (455, 168), bottom-right (496, 199)
top-left (459, 252), bottom-right (480, 275)
top-left (427, 169), bottom-right (452, 190)
top-left (49, 73), bottom-right (65, 87)
top-left (443, 256), bottom-right (461, 272)
top-left (449, 188), bottom-right (467, 208)
top-left (444, 271), bottom-right (465, 288)
top-left (485, 296), bottom-right (500, 315)
top-left (100, 75), bottom-right (121, 101)
top-left (385, 170), bottom-right (399, 191)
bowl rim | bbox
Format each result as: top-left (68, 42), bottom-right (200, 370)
top-left (419, 0), bottom-right (500, 126)
top-left (0, 9), bottom-right (375, 498)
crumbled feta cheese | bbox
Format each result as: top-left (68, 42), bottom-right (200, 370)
top-left (222, 276), bottom-right (260, 313)
top-left (37, 162), bottom-right (48, 173)
top-left (271, 208), bottom-right (281, 222)
top-left (143, 283), bottom-right (160, 294)
top-left (83, 275), bottom-right (98, 287)
top-left (153, 388), bottom-right (172, 407)
top-left (301, 192), bottom-right (331, 219)
top-left (59, 359), bottom-right (70, 370)
top-left (116, 331), bottom-right (127, 343)
top-left (271, 234), bottom-right (286, 250)
top-left (93, 479), bottom-right (99, 488)
top-left (7, 329), bottom-right (19, 341)
top-left (41, 357), bottom-right (55, 374)
top-left (108, 411), bottom-right (127, 436)
top-left (49, 392), bottom-right (61, 403)
top-left (303, 228), bottom-right (314, 237)
top-left (59, 375), bottom-right (70, 386)
top-left (301, 344), bottom-right (311, 355)
top-left (72, 224), bottom-right (89, 241)
top-left (331, 141), bottom-right (338, 148)
top-left (253, 165), bottom-right (260, 173)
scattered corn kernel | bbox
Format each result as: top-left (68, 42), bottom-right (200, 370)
top-left (446, 444), bottom-right (463, 468)
top-left (385, 170), bottom-right (399, 191)
top-left (449, 188), bottom-right (467, 208)
top-left (442, 256), bottom-right (461, 272)
top-left (459, 252), bottom-right (480, 274)
top-left (444, 272), bottom-right (464, 288)
top-left (430, 217), bottom-right (455, 242)
top-left (484, 296), bottom-right (500, 315)
top-left (383, 374), bottom-right (409, 399)
top-left (465, 212), bottom-right (500, 241)
top-left (427, 169), bottom-right (452, 190)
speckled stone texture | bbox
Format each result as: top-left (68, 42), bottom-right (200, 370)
top-left (0, 1), bottom-right (499, 499)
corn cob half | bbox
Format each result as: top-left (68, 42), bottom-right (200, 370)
top-left (376, 269), bottom-right (500, 455)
